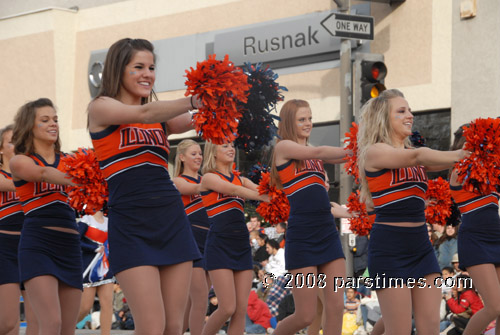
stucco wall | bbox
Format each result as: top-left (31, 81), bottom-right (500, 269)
top-left (0, 0), bottom-right (453, 151)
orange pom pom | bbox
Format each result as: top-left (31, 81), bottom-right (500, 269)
top-left (425, 177), bottom-right (453, 226)
top-left (346, 190), bottom-right (373, 236)
top-left (61, 148), bottom-right (108, 215)
top-left (185, 54), bottom-right (250, 144)
top-left (454, 118), bottom-right (500, 195)
top-left (255, 172), bottom-right (290, 225)
top-left (344, 122), bottom-right (359, 183)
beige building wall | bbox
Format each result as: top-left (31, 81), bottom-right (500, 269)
top-left (452, 0), bottom-right (500, 134)
top-left (1, 0), bottom-right (453, 152)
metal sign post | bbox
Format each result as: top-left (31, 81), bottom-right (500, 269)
top-left (332, 0), bottom-right (355, 278)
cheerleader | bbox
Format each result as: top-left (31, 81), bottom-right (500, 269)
top-left (10, 98), bottom-right (82, 335)
top-left (76, 210), bottom-right (114, 335)
top-left (307, 174), bottom-right (357, 335)
top-left (356, 89), bottom-right (468, 335)
top-left (87, 38), bottom-right (202, 334)
top-left (200, 141), bottom-right (268, 335)
top-left (449, 125), bottom-right (500, 335)
top-left (269, 99), bottom-right (349, 335)
top-left (0, 125), bottom-right (38, 335)
top-left (172, 139), bottom-right (211, 335)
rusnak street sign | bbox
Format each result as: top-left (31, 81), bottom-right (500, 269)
top-left (213, 9), bottom-right (368, 67)
top-left (320, 13), bottom-right (374, 41)
top-left (88, 5), bottom-right (371, 96)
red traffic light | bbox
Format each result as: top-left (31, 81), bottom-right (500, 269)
top-left (362, 61), bottom-right (387, 83)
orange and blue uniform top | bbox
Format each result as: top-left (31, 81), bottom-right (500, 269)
top-left (179, 175), bottom-right (210, 228)
top-left (13, 153), bottom-right (76, 229)
top-left (450, 185), bottom-right (500, 217)
top-left (90, 123), bottom-right (179, 207)
top-left (366, 166), bottom-right (428, 222)
top-left (0, 170), bottom-right (24, 231)
top-left (277, 159), bottom-right (331, 216)
top-left (201, 172), bottom-right (245, 233)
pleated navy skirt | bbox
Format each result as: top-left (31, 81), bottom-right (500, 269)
top-left (107, 195), bottom-right (201, 274)
top-left (0, 233), bottom-right (20, 285)
top-left (19, 225), bottom-right (82, 290)
top-left (204, 230), bottom-right (252, 271)
top-left (458, 208), bottom-right (500, 270)
top-left (285, 213), bottom-right (344, 270)
top-left (368, 223), bottom-right (440, 290)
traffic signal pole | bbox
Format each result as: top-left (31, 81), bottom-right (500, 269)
top-left (334, 0), bottom-right (354, 278)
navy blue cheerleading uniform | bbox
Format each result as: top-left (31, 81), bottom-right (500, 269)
top-left (14, 153), bottom-right (82, 290)
top-left (0, 170), bottom-right (24, 285)
top-left (366, 166), bottom-right (440, 289)
top-left (90, 123), bottom-right (200, 274)
top-left (201, 171), bottom-right (251, 271)
top-left (277, 159), bottom-right (344, 270)
top-left (179, 175), bottom-right (210, 269)
top-left (78, 215), bottom-right (115, 287)
top-left (450, 185), bottom-right (500, 270)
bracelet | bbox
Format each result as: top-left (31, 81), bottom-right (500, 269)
top-left (190, 95), bottom-right (196, 110)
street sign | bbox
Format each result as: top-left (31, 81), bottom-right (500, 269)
top-left (321, 13), bottom-right (374, 40)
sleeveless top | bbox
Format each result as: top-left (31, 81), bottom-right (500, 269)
top-left (179, 175), bottom-right (210, 228)
top-left (366, 166), bottom-right (428, 222)
top-left (276, 159), bottom-right (331, 216)
top-left (0, 170), bottom-right (23, 231)
top-left (201, 172), bottom-right (246, 233)
top-left (90, 123), bottom-right (179, 207)
top-left (14, 153), bottom-right (76, 229)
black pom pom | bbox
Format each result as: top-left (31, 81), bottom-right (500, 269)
top-left (247, 163), bottom-right (269, 207)
top-left (410, 131), bottom-right (426, 148)
top-left (235, 63), bottom-right (287, 153)
top-left (446, 200), bottom-right (462, 227)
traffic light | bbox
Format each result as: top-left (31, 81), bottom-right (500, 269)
top-left (353, 53), bottom-right (387, 119)
top-left (360, 60), bottom-right (387, 103)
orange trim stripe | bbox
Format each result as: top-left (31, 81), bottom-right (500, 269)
top-left (451, 188), bottom-right (499, 214)
top-left (0, 204), bottom-right (24, 218)
top-left (185, 200), bottom-right (205, 215)
top-left (283, 175), bottom-right (325, 196)
top-left (206, 200), bottom-right (244, 217)
top-left (101, 152), bottom-right (168, 179)
top-left (372, 187), bottom-right (426, 207)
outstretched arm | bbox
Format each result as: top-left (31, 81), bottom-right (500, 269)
top-left (88, 95), bottom-right (201, 131)
top-left (10, 155), bottom-right (74, 186)
top-left (365, 143), bottom-right (469, 171)
top-left (172, 176), bottom-right (202, 195)
top-left (274, 140), bottom-right (347, 166)
top-left (201, 173), bottom-right (268, 202)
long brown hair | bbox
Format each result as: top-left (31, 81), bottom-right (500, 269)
top-left (96, 38), bottom-right (157, 104)
top-left (0, 124), bottom-right (13, 168)
top-left (434, 224), bottom-right (458, 247)
top-left (12, 98), bottom-right (61, 155)
top-left (270, 99), bottom-right (310, 188)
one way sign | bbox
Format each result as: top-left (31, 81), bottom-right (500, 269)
top-left (321, 13), bottom-right (374, 40)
